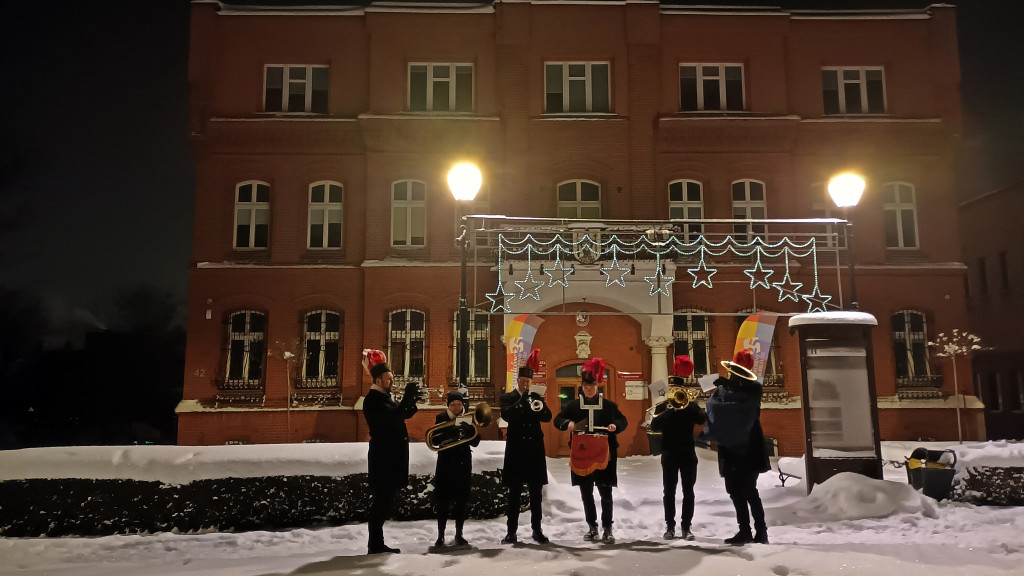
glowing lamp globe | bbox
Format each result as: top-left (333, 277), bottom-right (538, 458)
top-left (828, 173), bottom-right (866, 208)
top-left (448, 163), bottom-right (482, 201)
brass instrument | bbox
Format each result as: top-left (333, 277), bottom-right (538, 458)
top-left (425, 402), bottom-right (493, 452)
top-left (656, 386), bottom-right (700, 411)
top-left (527, 384), bottom-right (547, 412)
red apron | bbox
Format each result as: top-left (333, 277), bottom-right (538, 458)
top-left (569, 433), bottom-right (610, 477)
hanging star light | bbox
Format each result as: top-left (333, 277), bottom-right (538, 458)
top-left (485, 282), bottom-right (511, 313)
top-left (515, 268), bottom-right (546, 300)
top-left (801, 285), bottom-right (832, 313)
top-left (687, 251), bottom-right (717, 288)
top-left (743, 252), bottom-right (774, 290)
top-left (544, 255), bottom-right (572, 288)
top-left (772, 272), bottom-right (803, 303)
top-left (600, 249), bottom-right (630, 288)
top-left (644, 258), bottom-right (675, 297)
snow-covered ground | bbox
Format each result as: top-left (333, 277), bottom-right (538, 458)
top-left (1, 440), bottom-right (1022, 576)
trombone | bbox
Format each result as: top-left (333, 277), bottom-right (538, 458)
top-left (425, 402), bottom-right (493, 452)
top-left (655, 385), bottom-right (700, 411)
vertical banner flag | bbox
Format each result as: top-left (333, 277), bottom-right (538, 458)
top-left (734, 311), bottom-right (779, 382)
top-left (504, 314), bottom-right (544, 392)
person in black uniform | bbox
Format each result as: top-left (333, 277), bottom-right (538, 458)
top-left (431, 390), bottom-right (481, 549)
top-left (706, 349), bottom-right (770, 545)
top-left (650, 355), bottom-right (707, 541)
top-left (553, 357), bottom-right (627, 543)
top-left (361, 349), bottom-right (420, 555)
top-left (499, 349), bottom-right (551, 545)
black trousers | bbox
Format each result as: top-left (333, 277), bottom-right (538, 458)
top-left (368, 485), bottom-right (399, 548)
top-left (662, 452), bottom-right (698, 529)
top-left (435, 488), bottom-right (469, 536)
top-left (506, 482), bottom-right (544, 533)
top-left (578, 479), bottom-right (614, 528)
top-left (723, 469), bottom-right (766, 532)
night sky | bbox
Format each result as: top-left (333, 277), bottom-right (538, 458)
top-left (0, 0), bottom-right (1020, 332)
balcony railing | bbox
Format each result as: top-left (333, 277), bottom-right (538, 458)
top-left (896, 374), bottom-right (944, 400)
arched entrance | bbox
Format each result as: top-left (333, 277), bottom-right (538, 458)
top-left (548, 362), bottom-right (613, 456)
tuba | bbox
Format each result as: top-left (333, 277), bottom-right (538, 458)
top-left (425, 402), bottom-right (493, 452)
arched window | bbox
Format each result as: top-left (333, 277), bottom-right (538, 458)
top-left (308, 182), bottom-right (343, 249)
top-left (669, 180), bottom-right (703, 243)
top-left (234, 181), bottom-right (270, 249)
top-left (891, 309), bottom-right (930, 378)
top-left (302, 310), bottom-right (341, 384)
top-left (731, 179), bottom-right (766, 241)
top-left (452, 308), bottom-right (490, 383)
top-left (882, 182), bottom-right (919, 249)
top-left (225, 310), bottom-right (266, 384)
top-left (672, 309), bottom-right (711, 378)
top-left (392, 180), bottom-right (427, 247)
top-left (557, 180), bottom-right (601, 219)
top-left (389, 309), bottom-right (427, 393)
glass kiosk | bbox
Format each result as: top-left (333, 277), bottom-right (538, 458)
top-left (789, 312), bottom-right (883, 491)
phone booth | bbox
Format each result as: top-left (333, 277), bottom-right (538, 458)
top-left (789, 312), bottom-right (883, 492)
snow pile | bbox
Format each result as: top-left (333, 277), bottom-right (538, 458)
top-left (769, 472), bottom-right (938, 525)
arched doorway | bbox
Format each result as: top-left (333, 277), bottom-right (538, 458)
top-left (545, 362), bottom-right (614, 457)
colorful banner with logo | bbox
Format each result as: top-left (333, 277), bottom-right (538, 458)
top-left (504, 314), bottom-right (544, 392)
top-left (734, 311), bottom-right (779, 382)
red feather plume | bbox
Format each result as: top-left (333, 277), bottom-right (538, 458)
top-left (362, 349), bottom-right (387, 375)
top-left (733, 349), bottom-right (755, 371)
top-left (582, 357), bottom-right (606, 384)
top-left (673, 355), bottom-right (695, 378)
top-left (526, 349), bottom-right (541, 372)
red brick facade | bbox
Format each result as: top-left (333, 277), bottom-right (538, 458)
top-left (180, 1), bottom-right (979, 455)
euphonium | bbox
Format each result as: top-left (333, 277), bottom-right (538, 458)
top-left (425, 402), bottom-right (493, 452)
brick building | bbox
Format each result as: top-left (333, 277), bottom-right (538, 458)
top-left (179, 0), bottom-right (981, 456)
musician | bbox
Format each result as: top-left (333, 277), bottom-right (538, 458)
top-left (650, 355), bottom-right (707, 541)
top-left (706, 349), bottom-right (770, 545)
top-left (432, 390), bottom-right (481, 549)
top-left (553, 358), bottom-right (627, 543)
top-left (499, 349), bottom-right (551, 544)
top-left (361, 349), bottom-right (420, 555)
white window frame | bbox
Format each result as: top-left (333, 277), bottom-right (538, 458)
top-left (234, 181), bottom-right (270, 250)
top-left (672, 309), bottom-right (711, 378)
top-left (679, 63), bottom-right (745, 111)
top-left (453, 308), bottom-right (490, 384)
top-left (882, 182), bottom-right (920, 249)
top-left (891, 309), bottom-right (931, 379)
top-left (731, 179), bottom-right (767, 242)
top-left (308, 181), bottom-right (343, 249)
top-left (545, 62), bottom-right (611, 114)
top-left (302, 310), bottom-right (341, 384)
top-left (225, 310), bottom-right (266, 384)
top-left (263, 65), bottom-right (329, 114)
top-left (391, 180), bottom-right (427, 247)
top-left (822, 66), bottom-right (886, 115)
top-left (557, 180), bottom-right (602, 219)
top-left (408, 63), bottom-right (474, 112)
top-left (668, 179), bottom-right (704, 242)
top-left (388, 309), bottom-right (427, 392)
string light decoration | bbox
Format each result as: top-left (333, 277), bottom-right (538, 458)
top-left (485, 228), bottom-right (835, 314)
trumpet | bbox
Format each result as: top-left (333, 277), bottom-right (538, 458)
top-left (530, 397), bottom-right (545, 412)
top-left (425, 402), bottom-right (493, 452)
top-left (526, 384), bottom-right (547, 412)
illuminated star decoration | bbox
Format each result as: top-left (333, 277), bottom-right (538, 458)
top-left (485, 282), bottom-right (511, 313)
top-left (544, 255), bottom-right (572, 288)
top-left (515, 268), bottom-right (546, 300)
top-left (801, 285), bottom-right (832, 313)
top-left (687, 250), bottom-right (717, 288)
top-left (600, 249), bottom-right (630, 288)
top-left (644, 257), bottom-right (675, 297)
top-left (744, 252), bottom-right (775, 290)
top-left (772, 272), bottom-right (803, 303)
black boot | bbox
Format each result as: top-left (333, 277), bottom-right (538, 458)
top-left (663, 525), bottom-right (675, 540)
top-left (753, 528), bottom-right (769, 544)
top-left (433, 536), bottom-right (446, 549)
top-left (453, 534), bottom-right (469, 547)
top-left (368, 543), bottom-right (401, 554)
top-left (724, 529), bottom-right (753, 545)
top-left (583, 524), bottom-right (599, 541)
top-left (680, 527), bottom-right (695, 541)
top-left (602, 525), bottom-right (615, 544)
top-left (501, 532), bottom-right (518, 545)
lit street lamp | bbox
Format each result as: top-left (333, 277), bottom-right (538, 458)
top-left (828, 173), bottom-right (866, 310)
top-left (448, 162), bottom-right (482, 389)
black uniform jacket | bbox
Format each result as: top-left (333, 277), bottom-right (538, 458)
top-left (710, 376), bottom-right (770, 477)
top-left (432, 410), bottom-right (482, 495)
top-left (554, 394), bottom-right (628, 486)
top-left (363, 387), bottom-right (418, 490)
top-left (650, 401), bottom-right (707, 462)
top-left (500, 388), bottom-right (552, 487)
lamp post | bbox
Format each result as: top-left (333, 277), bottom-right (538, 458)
top-left (448, 162), bottom-right (482, 389)
top-left (828, 173), bottom-right (866, 310)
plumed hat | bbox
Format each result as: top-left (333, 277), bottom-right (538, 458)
top-left (581, 357), bottom-right (606, 385)
top-left (668, 354), bottom-right (695, 386)
top-left (361, 349), bottom-right (390, 381)
top-left (518, 349), bottom-right (541, 379)
top-left (733, 349), bottom-right (755, 371)
top-left (446, 390), bottom-right (466, 407)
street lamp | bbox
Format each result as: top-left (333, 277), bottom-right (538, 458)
top-left (828, 173), bottom-right (866, 310)
top-left (448, 162), bottom-right (482, 389)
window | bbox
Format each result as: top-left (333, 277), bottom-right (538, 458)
top-left (453, 309), bottom-right (490, 382)
top-left (883, 182), bottom-right (919, 249)
top-left (732, 180), bottom-right (767, 241)
top-left (389, 309), bottom-right (426, 385)
top-left (391, 180), bottom-right (427, 247)
top-left (302, 310), bottom-right (341, 384)
top-left (308, 182), bottom-right (343, 249)
top-left (545, 62), bottom-right (610, 113)
top-left (999, 251), bottom-right (1010, 291)
top-left (983, 373), bottom-right (1002, 412)
top-left (409, 63), bottom-right (473, 112)
top-left (891, 310), bottom-right (930, 379)
top-left (679, 64), bottom-right (744, 111)
top-left (1005, 372), bottom-right (1023, 412)
top-left (977, 257), bottom-right (989, 296)
top-left (226, 311), bottom-right (266, 384)
top-left (557, 180), bottom-right (601, 219)
top-left (669, 180), bottom-right (703, 242)
top-left (822, 67), bottom-right (885, 115)
top-left (234, 181), bottom-right (270, 249)
top-left (264, 65), bottom-right (328, 114)
top-left (673, 310), bottom-right (711, 377)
